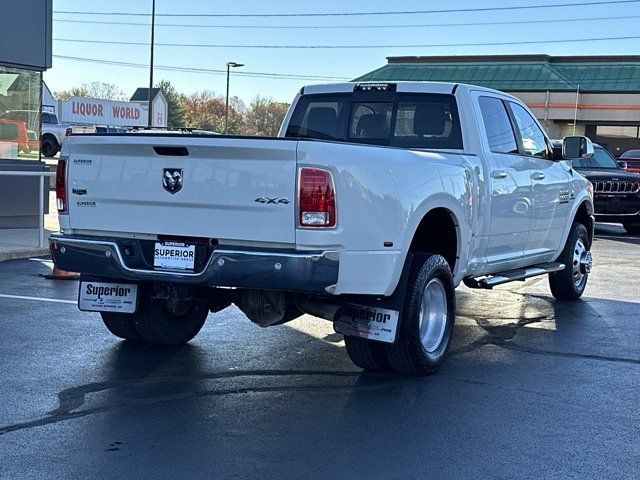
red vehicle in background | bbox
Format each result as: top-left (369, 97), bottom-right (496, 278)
top-left (620, 150), bottom-right (640, 173)
top-left (0, 118), bottom-right (38, 153)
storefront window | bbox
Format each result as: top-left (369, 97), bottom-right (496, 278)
top-left (0, 65), bottom-right (41, 160)
top-left (589, 125), bottom-right (640, 157)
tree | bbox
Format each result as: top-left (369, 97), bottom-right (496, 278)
top-left (156, 79), bottom-right (185, 127)
top-left (182, 90), bottom-right (224, 132)
top-left (53, 86), bottom-right (88, 100)
top-left (245, 96), bottom-right (290, 136)
top-left (182, 90), bottom-right (246, 134)
top-left (53, 82), bottom-right (125, 101)
top-left (83, 82), bottom-right (126, 100)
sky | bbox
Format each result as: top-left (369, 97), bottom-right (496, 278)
top-left (45, 0), bottom-right (640, 104)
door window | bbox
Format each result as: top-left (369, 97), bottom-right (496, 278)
top-left (478, 96), bottom-right (518, 154)
top-left (392, 99), bottom-right (462, 149)
top-left (509, 102), bottom-right (549, 158)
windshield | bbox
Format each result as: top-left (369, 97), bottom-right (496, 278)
top-left (621, 149), bottom-right (640, 158)
top-left (571, 147), bottom-right (619, 169)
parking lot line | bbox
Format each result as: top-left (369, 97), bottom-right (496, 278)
top-left (0, 293), bottom-right (75, 305)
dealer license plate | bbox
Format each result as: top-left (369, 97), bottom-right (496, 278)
top-left (78, 281), bottom-right (138, 313)
top-left (153, 241), bottom-right (196, 271)
top-left (333, 304), bottom-right (399, 344)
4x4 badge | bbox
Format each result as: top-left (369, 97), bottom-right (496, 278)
top-left (255, 197), bottom-right (289, 205)
top-left (162, 168), bottom-right (183, 194)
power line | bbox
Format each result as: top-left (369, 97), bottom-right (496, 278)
top-left (52, 55), bottom-right (352, 81)
top-left (53, 35), bottom-right (640, 49)
top-left (51, 14), bottom-right (640, 29)
top-left (52, 0), bottom-right (640, 17)
top-left (52, 55), bottom-right (640, 86)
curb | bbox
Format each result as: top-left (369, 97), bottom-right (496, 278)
top-left (0, 248), bottom-right (50, 262)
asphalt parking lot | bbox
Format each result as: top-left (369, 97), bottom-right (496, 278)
top-left (0, 224), bottom-right (638, 480)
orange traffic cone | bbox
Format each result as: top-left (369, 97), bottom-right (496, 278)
top-left (42, 261), bottom-right (80, 281)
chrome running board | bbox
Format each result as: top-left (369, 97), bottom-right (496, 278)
top-left (464, 262), bottom-right (565, 289)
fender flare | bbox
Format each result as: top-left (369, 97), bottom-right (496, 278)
top-left (389, 195), bottom-right (470, 293)
top-left (553, 194), bottom-right (594, 259)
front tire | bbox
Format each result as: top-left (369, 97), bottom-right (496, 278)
top-left (100, 312), bottom-right (142, 341)
top-left (134, 295), bottom-right (208, 345)
top-left (549, 222), bottom-right (591, 301)
top-left (623, 223), bottom-right (640, 235)
top-left (385, 254), bottom-right (456, 376)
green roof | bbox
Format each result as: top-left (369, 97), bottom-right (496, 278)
top-left (354, 55), bottom-right (640, 92)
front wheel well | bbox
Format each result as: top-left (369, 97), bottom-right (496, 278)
top-left (409, 208), bottom-right (458, 272)
top-left (574, 201), bottom-right (594, 245)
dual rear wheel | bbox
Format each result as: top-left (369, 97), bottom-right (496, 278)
top-left (101, 291), bottom-right (208, 345)
top-left (345, 253), bottom-right (456, 376)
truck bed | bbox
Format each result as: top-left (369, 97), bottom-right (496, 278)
top-left (65, 134), bottom-right (299, 244)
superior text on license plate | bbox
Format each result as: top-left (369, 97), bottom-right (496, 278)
top-left (78, 281), bottom-right (138, 313)
top-left (154, 241), bottom-right (196, 270)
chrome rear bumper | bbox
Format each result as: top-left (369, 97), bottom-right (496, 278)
top-left (50, 233), bottom-right (339, 294)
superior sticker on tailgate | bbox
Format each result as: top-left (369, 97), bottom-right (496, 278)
top-left (78, 282), bottom-right (138, 314)
top-left (333, 304), bottom-right (399, 344)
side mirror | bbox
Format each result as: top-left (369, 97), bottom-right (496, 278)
top-left (617, 160), bottom-right (628, 170)
top-left (563, 136), bottom-right (594, 159)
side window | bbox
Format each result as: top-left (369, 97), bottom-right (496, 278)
top-left (348, 102), bottom-right (393, 142)
top-left (42, 113), bottom-right (51, 124)
top-left (509, 102), bottom-right (549, 158)
top-left (478, 96), bottom-right (518, 154)
top-left (391, 96), bottom-right (463, 149)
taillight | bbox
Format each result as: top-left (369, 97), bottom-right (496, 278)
top-left (298, 167), bottom-right (336, 227)
top-left (65, 128), bottom-right (72, 137)
top-left (56, 159), bottom-right (67, 213)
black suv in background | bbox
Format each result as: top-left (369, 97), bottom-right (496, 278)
top-left (620, 149), bottom-right (640, 174)
top-left (553, 141), bottom-right (640, 234)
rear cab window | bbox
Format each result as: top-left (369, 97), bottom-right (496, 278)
top-left (285, 90), bottom-right (463, 150)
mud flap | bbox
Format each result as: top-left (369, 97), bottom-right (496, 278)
top-left (332, 253), bottom-right (414, 344)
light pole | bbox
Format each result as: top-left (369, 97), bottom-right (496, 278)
top-left (225, 61), bottom-right (244, 134)
top-left (147, 0), bottom-right (156, 128)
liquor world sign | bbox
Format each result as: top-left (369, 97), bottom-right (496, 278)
top-left (58, 96), bottom-right (147, 127)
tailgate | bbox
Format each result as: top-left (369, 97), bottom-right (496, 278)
top-left (66, 135), bottom-right (298, 244)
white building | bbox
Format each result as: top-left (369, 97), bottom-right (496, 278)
top-left (44, 83), bottom-right (168, 128)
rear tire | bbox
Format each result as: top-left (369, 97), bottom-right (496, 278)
top-left (100, 312), bottom-right (142, 341)
top-left (385, 254), bottom-right (456, 376)
top-left (344, 336), bottom-right (391, 372)
top-left (41, 137), bottom-right (59, 158)
top-left (549, 222), bottom-right (591, 301)
top-left (134, 295), bottom-right (209, 345)
top-left (623, 223), bottom-right (640, 235)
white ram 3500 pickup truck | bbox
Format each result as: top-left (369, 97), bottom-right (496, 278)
top-left (51, 82), bottom-right (595, 376)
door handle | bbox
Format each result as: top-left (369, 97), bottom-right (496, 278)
top-left (491, 170), bottom-right (508, 179)
top-left (531, 172), bottom-right (546, 181)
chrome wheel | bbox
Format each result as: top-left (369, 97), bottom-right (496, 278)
top-left (418, 278), bottom-right (448, 353)
top-left (572, 238), bottom-right (591, 289)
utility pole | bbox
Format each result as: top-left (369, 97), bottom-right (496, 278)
top-left (572, 84), bottom-right (580, 136)
top-left (147, 0), bottom-right (156, 128)
top-left (224, 61), bottom-right (244, 134)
